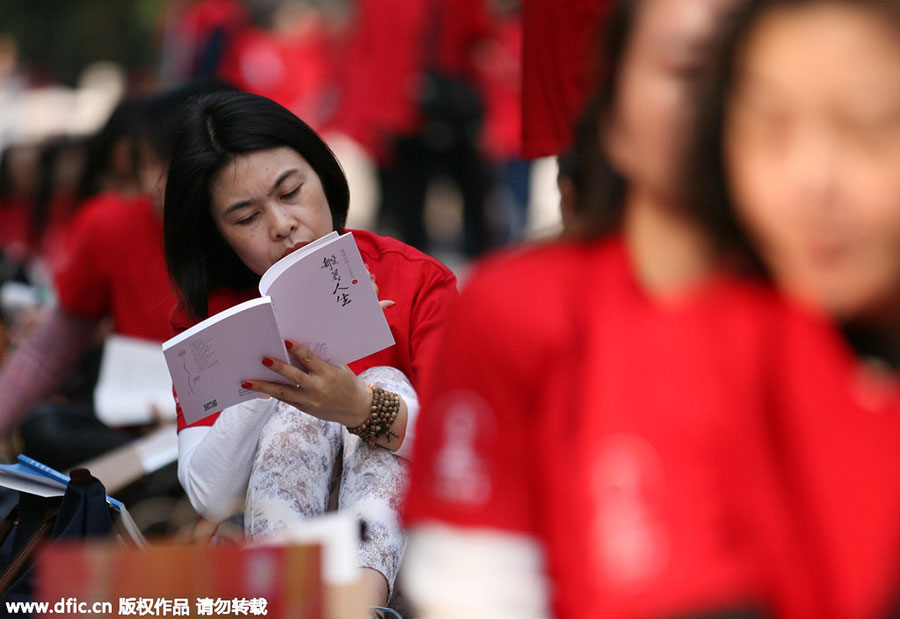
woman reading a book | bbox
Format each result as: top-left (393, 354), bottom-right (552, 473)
top-left (164, 91), bottom-right (458, 606)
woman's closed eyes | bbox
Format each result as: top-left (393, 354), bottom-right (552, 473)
top-left (281, 185), bottom-right (301, 201)
top-left (230, 185), bottom-right (303, 226)
top-left (235, 212), bottom-right (260, 226)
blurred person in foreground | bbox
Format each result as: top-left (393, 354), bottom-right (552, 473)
top-left (689, 0), bottom-right (900, 615)
top-left (402, 0), bottom-right (822, 617)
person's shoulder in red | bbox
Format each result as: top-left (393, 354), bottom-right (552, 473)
top-left (404, 235), bottom-right (620, 533)
top-left (448, 234), bottom-right (626, 360)
top-left (66, 191), bottom-right (150, 232)
top-left (767, 296), bottom-right (900, 618)
top-left (408, 242), bottom-right (827, 617)
top-left (53, 192), bottom-right (158, 322)
top-left (351, 228), bottom-right (458, 311)
top-left (405, 232), bottom-right (626, 415)
top-left (689, 270), bottom-right (791, 382)
top-left (55, 191), bottom-right (159, 274)
top-left (348, 229), bottom-right (459, 390)
top-left (351, 228), bottom-right (455, 279)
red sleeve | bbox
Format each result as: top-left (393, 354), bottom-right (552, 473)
top-left (52, 206), bottom-right (110, 320)
top-left (405, 263), bottom-right (542, 535)
top-left (408, 267), bottom-right (459, 393)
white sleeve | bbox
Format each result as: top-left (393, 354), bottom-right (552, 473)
top-left (177, 397), bottom-right (278, 522)
top-left (356, 366), bottom-right (419, 461)
top-left (402, 523), bottom-right (552, 619)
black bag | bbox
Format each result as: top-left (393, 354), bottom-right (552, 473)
top-left (0, 468), bottom-right (114, 609)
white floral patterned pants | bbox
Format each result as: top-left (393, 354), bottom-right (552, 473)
top-left (244, 373), bottom-right (410, 591)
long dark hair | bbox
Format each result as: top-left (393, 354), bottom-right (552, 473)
top-left (164, 91), bottom-right (350, 320)
top-left (75, 99), bottom-right (144, 204)
top-left (31, 136), bottom-right (88, 246)
top-left (565, 0), bottom-right (644, 237)
top-left (688, 0), bottom-right (900, 274)
top-left (0, 144), bottom-right (33, 203)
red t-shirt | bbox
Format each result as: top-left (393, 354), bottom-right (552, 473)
top-left (770, 309), bottom-right (900, 618)
top-left (405, 237), bottom-right (820, 618)
top-left (38, 193), bottom-right (81, 274)
top-left (327, 0), bottom-right (490, 161)
top-left (521, 0), bottom-right (611, 159)
top-left (170, 0), bottom-right (249, 78)
top-left (0, 197), bottom-right (33, 260)
top-left (476, 15), bottom-right (522, 161)
top-left (53, 192), bottom-right (175, 343)
top-left (220, 21), bottom-right (338, 128)
top-left (172, 229), bottom-right (459, 432)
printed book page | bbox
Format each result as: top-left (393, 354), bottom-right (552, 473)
top-left (260, 231), bottom-right (394, 365)
top-left (94, 334), bottom-right (178, 426)
top-left (162, 297), bottom-right (290, 425)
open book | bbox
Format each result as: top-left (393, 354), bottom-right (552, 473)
top-left (162, 231), bottom-right (395, 425)
top-left (95, 335), bottom-right (178, 426)
top-left (0, 455), bottom-right (70, 498)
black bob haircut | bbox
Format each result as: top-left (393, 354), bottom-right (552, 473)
top-left (164, 91), bottom-right (350, 320)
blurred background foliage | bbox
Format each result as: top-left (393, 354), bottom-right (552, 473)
top-left (0, 0), bottom-right (350, 87)
top-left (0, 0), bottom-right (162, 86)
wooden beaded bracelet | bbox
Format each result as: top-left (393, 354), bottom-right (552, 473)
top-left (347, 385), bottom-right (401, 446)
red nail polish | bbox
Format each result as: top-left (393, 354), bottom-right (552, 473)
top-left (241, 381), bottom-right (253, 389)
top-left (284, 340), bottom-right (293, 350)
top-left (262, 357), bottom-right (274, 367)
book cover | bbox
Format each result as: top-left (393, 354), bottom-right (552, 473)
top-left (162, 297), bottom-right (290, 426)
